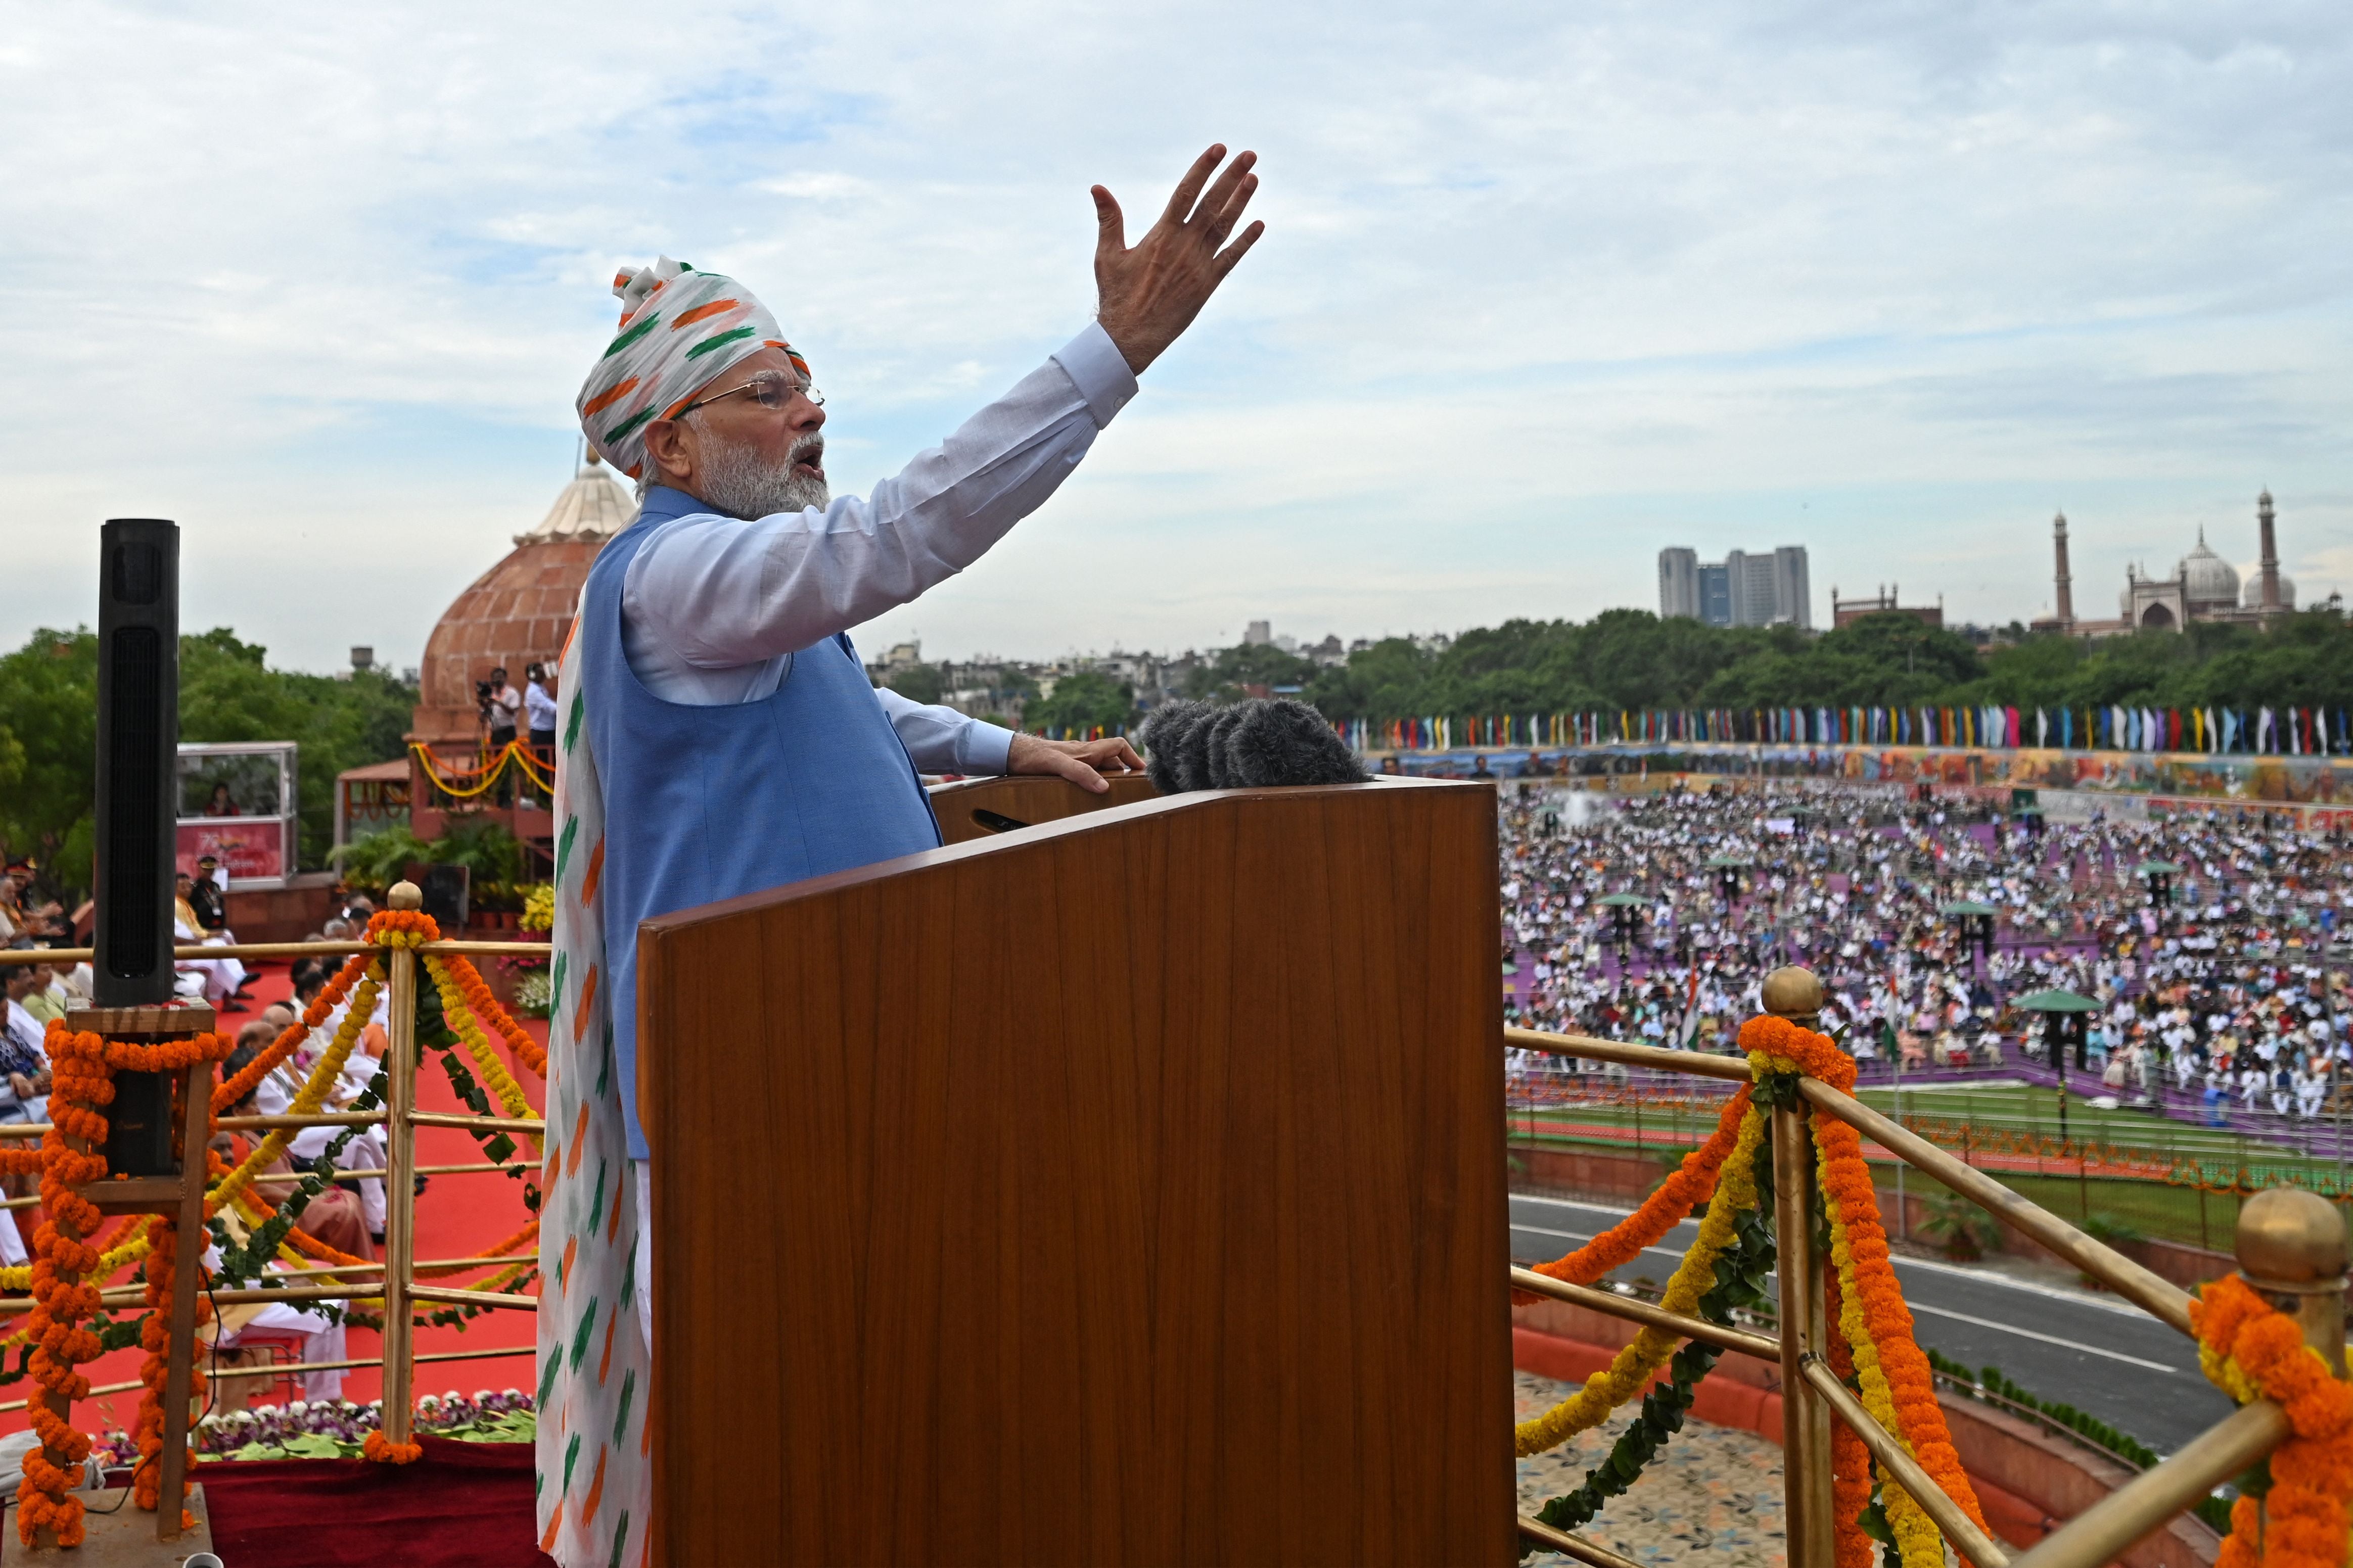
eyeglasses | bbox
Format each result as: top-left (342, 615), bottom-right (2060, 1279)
top-left (672, 371), bottom-right (825, 419)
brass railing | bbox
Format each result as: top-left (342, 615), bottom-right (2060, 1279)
top-left (1502, 965), bottom-right (2348, 1568)
top-left (0, 884), bottom-right (547, 1450)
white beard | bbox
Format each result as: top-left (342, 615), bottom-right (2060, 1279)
top-left (694, 431), bottom-right (830, 518)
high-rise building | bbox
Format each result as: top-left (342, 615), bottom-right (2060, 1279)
top-left (1663, 545), bottom-right (1811, 628)
top-left (1656, 548), bottom-right (1699, 620)
top-left (1772, 546), bottom-right (1810, 630)
top-left (1698, 563), bottom-right (1731, 626)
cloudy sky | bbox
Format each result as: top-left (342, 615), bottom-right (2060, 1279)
top-left (5, 2), bottom-right (2349, 673)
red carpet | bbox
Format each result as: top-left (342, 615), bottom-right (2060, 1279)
top-left (191, 1434), bottom-right (556, 1567)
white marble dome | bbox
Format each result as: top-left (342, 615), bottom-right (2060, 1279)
top-left (2180, 531), bottom-right (2240, 607)
top-left (2243, 568), bottom-right (2297, 610)
top-left (516, 453), bottom-right (637, 545)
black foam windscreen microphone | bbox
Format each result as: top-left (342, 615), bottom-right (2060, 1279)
top-left (1137, 697), bottom-right (1367, 792)
top-left (1136, 700), bottom-right (1210, 794)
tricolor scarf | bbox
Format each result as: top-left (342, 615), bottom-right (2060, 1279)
top-left (533, 625), bottom-right (652, 1568)
top-left (576, 256), bottom-right (806, 481)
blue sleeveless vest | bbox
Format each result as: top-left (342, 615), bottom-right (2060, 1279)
top-left (579, 488), bottom-right (943, 1158)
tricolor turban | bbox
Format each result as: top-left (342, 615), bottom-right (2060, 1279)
top-left (575, 256), bottom-right (808, 480)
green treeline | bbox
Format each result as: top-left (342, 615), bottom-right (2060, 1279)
top-left (1187, 609), bottom-right (2353, 721)
top-left (0, 628), bottom-right (417, 894)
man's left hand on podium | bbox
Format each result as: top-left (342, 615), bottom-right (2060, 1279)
top-left (1005, 733), bottom-right (1145, 794)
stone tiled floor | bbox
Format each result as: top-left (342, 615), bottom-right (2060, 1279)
top-left (1515, 1370), bottom-right (1787, 1567)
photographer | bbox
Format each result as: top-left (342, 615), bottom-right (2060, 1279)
top-left (480, 665), bottom-right (524, 751)
top-left (523, 663), bottom-right (559, 810)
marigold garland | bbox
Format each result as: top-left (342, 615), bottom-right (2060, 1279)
top-left (2192, 1272), bottom-right (2353, 1568)
top-left (1514, 1104), bottom-right (1766, 1456)
top-left (362, 1429), bottom-right (424, 1464)
top-left (435, 953), bottom-right (549, 1079)
top-left (1741, 1012), bottom-right (1992, 1561)
top-left (15, 1023), bottom-right (234, 1540)
top-left (425, 957), bottom-right (539, 1127)
top-left (212, 951), bottom-right (370, 1113)
top-left (1822, 1262), bottom-right (1878, 1568)
top-left (0, 902), bottom-right (559, 1496)
top-left (1517, 1085), bottom-right (1755, 1303)
top-left (367, 908), bottom-right (440, 947)
top-left (206, 966), bottom-right (380, 1213)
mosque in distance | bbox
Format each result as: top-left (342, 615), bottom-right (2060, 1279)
top-left (2031, 489), bottom-right (2299, 637)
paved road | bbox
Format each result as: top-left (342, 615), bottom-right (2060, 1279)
top-left (1509, 1192), bottom-right (2234, 1453)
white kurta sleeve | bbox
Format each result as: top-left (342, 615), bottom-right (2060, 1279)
top-left (624, 324), bottom-right (1137, 670)
top-left (873, 687), bottom-right (1016, 775)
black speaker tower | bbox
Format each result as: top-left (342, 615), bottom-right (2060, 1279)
top-left (93, 518), bottom-right (181, 1006)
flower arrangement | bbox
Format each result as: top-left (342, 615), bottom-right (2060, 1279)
top-left (2192, 1272), bottom-right (2353, 1567)
top-left (509, 968), bottom-right (554, 1020)
top-left (519, 883), bottom-right (556, 935)
top-left (167, 1390), bottom-right (539, 1463)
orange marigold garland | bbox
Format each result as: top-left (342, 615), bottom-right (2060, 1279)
top-left (1515, 1083), bottom-right (1755, 1301)
top-left (1741, 1013), bottom-right (1992, 1560)
top-left (2192, 1272), bottom-right (2353, 1568)
top-left (438, 953), bottom-right (548, 1078)
top-left (362, 1430), bottom-right (424, 1464)
top-left (1823, 1261), bottom-right (1877, 1568)
top-left (133, 1214), bottom-right (203, 1527)
top-left (18, 1024), bottom-right (233, 1541)
top-left (211, 950), bottom-right (371, 1113)
top-left (366, 907), bottom-right (439, 947)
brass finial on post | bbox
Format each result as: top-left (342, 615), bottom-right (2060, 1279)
top-left (2235, 1186), bottom-right (2349, 1376)
top-left (389, 880), bottom-right (423, 911)
top-left (1762, 966), bottom-right (1825, 1030)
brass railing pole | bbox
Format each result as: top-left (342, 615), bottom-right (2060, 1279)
top-left (1774, 1098), bottom-right (1836, 1565)
top-left (2006, 1401), bottom-right (2289, 1568)
top-left (1797, 1077), bottom-right (2193, 1335)
top-left (1515, 1513), bottom-right (1643, 1568)
top-left (1504, 1025), bottom-right (1754, 1082)
top-left (2012, 1185), bottom-right (2346, 1567)
top-left (1800, 1354), bottom-right (2010, 1568)
top-left (380, 882), bottom-right (423, 1447)
top-left (1508, 1268), bottom-right (1779, 1361)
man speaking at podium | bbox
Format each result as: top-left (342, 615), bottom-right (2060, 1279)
top-left (534, 148), bottom-right (1264, 1567)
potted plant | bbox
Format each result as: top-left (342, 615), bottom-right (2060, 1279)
top-left (1914, 1192), bottom-right (2002, 1262)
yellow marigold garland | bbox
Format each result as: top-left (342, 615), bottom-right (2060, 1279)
top-left (1514, 1103), bottom-right (1766, 1456)
top-left (424, 957), bottom-right (538, 1127)
top-left (2192, 1272), bottom-right (2353, 1568)
top-left (206, 965), bottom-right (380, 1213)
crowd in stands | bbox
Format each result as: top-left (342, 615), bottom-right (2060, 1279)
top-left (1499, 780), bottom-right (2352, 1129)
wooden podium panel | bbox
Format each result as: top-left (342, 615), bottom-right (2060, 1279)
top-left (639, 777), bottom-right (1514, 1566)
top-left (926, 772), bottom-right (1160, 844)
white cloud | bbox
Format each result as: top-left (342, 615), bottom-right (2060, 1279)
top-left (1, 0), bottom-right (2348, 673)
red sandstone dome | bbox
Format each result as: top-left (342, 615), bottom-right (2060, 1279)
top-left (412, 456), bottom-right (637, 744)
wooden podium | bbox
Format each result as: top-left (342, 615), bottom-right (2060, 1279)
top-left (638, 776), bottom-right (1515, 1566)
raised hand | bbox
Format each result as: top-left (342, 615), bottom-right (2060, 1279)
top-left (1092, 145), bottom-right (1265, 374)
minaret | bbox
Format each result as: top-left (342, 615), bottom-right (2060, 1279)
top-left (2257, 489), bottom-right (2281, 616)
top-left (2051, 511), bottom-right (2074, 629)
